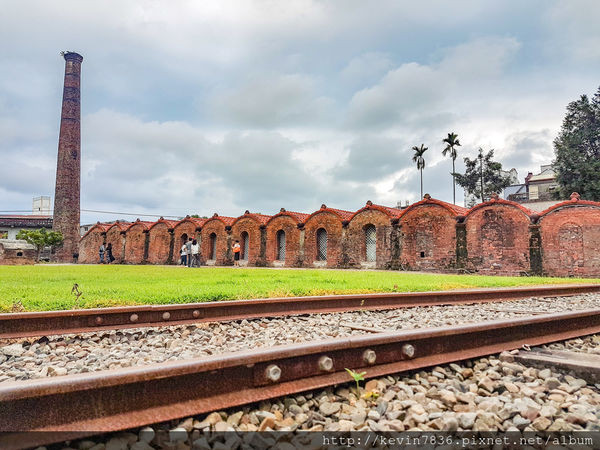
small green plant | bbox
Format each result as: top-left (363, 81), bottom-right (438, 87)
top-left (16, 228), bottom-right (63, 261)
top-left (345, 368), bottom-right (367, 395)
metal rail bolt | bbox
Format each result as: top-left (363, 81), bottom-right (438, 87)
top-left (318, 356), bottom-right (334, 372)
top-left (265, 364), bottom-right (281, 382)
top-left (192, 310), bottom-right (200, 318)
top-left (162, 312), bottom-right (171, 321)
top-left (130, 314), bottom-right (138, 323)
top-left (363, 349), bottom-right (377, 365)
top-left (402, 344), bottom-right (415, 358)
top-left (95, 316), bottom-right (103, 325)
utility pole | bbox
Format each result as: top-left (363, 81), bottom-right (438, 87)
top-left (478, 148), bottom-right (484, 203)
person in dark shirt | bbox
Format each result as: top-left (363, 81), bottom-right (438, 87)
top-left (106, 243), bottom-right (115, 264)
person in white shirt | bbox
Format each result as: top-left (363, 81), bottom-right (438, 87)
top-left (180, 242), bottom-right (187, 266)
top-left (190, 239), bottom-right (200, 267)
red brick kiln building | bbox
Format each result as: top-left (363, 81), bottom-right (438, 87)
top-left (346, 202), bottom-right (403, 269)
top-left (464, 195), bottom-right (534, 275)
top-left (200, 215), bottom-right (236, 265)
top-left (123, 220), bottom-right (153, 264)
top-left (230, 212), bottom-right (272, 266)
top-left (398, 196), bottom-right (467, 271)
top-left (265, 209), bottom-right (309, 267)
top-left (79, 194), bottom-right (600, 277)
top-left (173, 217), bottom-right (206, 256)
top-left (79, 223), bottom-right (111, 263)
top-left (146, 218), bottom-right (178, 265)
top-left (303, 205), bottom-right (353, 268)
top-left (104, 222), bottom-right (128, 264)
top-left (538, 193), bottom-right (600, 277)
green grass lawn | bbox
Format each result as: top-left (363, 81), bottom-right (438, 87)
top-left (0, 265), bottom-right (598, 312)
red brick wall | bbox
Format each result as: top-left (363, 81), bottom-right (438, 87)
top-left (124, 225), bottom-right (147, 264)
top-left (303, 212), bottom-right (343, 268)
top-left (79, 230), bottom-right (104, 264)
top-left (0, 243), bottom-right (37, 265)
top-left (231, 218), bottom-right (263, 265)
top-left (465, 204), bottom-right (531, 275)
top-left (346, 209), bottom-right (393, 268)
top-left (540, 205), bottom-right (600, 277)
top-left (200, 219), bottom-right (230, 265)
top-left (105, 226), bottom-right (125, 264)
top-left (398, 204), bottom-right (457, 271)
top-left (147, 223), bottom-right (172, 265)
top-left (173, 221), bottom-right (199, 258)
top-left (265, 215), bottom-right (302, 266)
top-left (53, 53), bottom-right (83, 262)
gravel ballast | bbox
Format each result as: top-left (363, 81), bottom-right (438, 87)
top-left (1, 293), bottom-right (600, 383)
top-left (38, 339), bottom-right (600, 449)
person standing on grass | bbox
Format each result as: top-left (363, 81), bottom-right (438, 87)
top-left (106, 243), bottom-right (114, 264)
top-left (180, 241), bottom-right (187, 266)
top-left (99, 243), bottom-right (105, 264)
top-left (233, 240), bottom-right (241, 267)
top-left (191, 239), bottom-right (200, 267)
top-left (185, 237), bottom-right (193, 267)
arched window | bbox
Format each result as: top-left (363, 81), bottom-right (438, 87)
top-left (365, 224), bottom-right (376, 262)
top-left (209, 233), bottom-right (217, 260)
top-left (276, 230), bottom-right (286, 260)
top-left (181, 233), bottom-right (188, 245)
top-left (241, 231), bottom-right (249, 261)
top-left (316, 228), bottom-right (327, 261)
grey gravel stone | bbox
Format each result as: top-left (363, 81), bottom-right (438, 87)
top-left (1, 343), bottom-right (25, 357)
top-left (3, 293), bottom-right (600, 383)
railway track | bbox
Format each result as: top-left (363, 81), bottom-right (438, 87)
top-left (2, 283), bottom-right (599, 339)
top-left (2, 306), bottom-right (600, 449)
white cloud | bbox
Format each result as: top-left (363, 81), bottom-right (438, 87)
top-left (1, 1), bottom-right (599, 219)
top-left (210, 73), bottom-right (336, 127)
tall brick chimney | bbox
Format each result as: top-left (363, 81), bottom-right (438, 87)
top-left (53, 51), bottom-right (83, 262)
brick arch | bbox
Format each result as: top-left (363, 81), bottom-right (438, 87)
top-left (173, 218), bottom-right (204, 254)
top-left (265, 215), bottom-right (303, 267)
top-left (346, 208), bottom-right (394, 268)
top-left (78, 223), bottom-right (109, 264)
top-left (398, 203), bottom-right (458, 271)
top-left (465, 204), bottom-right (531, 275)
top-left (123, 221), bottom-right (152, 264)
top-left (303, 210), bottom-right (346, 268)
top-left (104, 222), bottom-right (127, 264)
top-left (465, 197), bottom-right (532, 220)
top-left (539, 203), bottom-right (600, 277)
top-left (147, 220), bottom-right (176, 265)
top-left (231, 215), bottom-right (269, 266)
top-left (200, 216), bottom-right (235, 265)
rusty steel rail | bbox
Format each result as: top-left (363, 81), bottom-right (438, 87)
top-left (1, 308), bottom-right (600, 449)
top-left (1, 283), bottom-right (599, 339)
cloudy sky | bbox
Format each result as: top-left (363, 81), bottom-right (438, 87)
top-left (1, 1), bottom-right (599, 223)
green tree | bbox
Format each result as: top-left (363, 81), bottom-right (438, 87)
top-left (442, 132), bottom-right (461, 205)
top-left (16, 228), bottom-right (63, 261)
top-left (553, 87), bottom-right (600, 201)
top-left (412, 144), bottom-right (428, 199)
top-left (454, 148), bottom-right (512, 203)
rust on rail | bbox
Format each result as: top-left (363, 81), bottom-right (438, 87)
top-left (1, 308), bottom-right (600, 449)
top-left (1, 284), bottom-right (599, 339)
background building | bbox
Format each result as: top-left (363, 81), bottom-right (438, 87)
top-left (505, 164), bottom-right (563, 211)
top-left (0, 196), bottom-right (53, 239)
top-left (32, 196), bottom-right (51, 215)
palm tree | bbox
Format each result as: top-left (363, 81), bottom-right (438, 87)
top-left (412, 144), bottom-right (428, 199)
top-left (442, 132), bottom-right (461, 204)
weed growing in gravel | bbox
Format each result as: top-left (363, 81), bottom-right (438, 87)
top-left (345, 368), bottom-right (366, 395)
